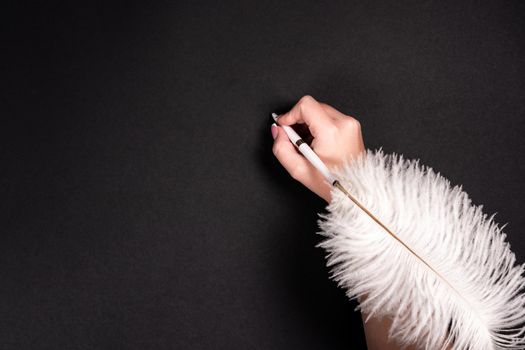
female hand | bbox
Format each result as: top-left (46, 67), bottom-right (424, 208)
top-left (271, 95), bottom-right (365, 203)
top-left (271, 96), bottom-right (418, 350)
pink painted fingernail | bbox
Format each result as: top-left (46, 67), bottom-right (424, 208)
top-left (271, 123), bottom-right (278, 139)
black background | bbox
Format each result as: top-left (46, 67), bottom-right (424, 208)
top-left (3, 1), bottom-right (525, 349)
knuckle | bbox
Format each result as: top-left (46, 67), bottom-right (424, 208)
top-left (298, 95), bottom-right (316, 107)
top-left (272, 143), bottom-right (282, 157)
top-left (290, 165), bottom-right (307, 181)
top-left (342, 116), bottom-right (361, 130)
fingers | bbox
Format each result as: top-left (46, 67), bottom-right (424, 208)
top-left (276, 95), bottom-right (334, 137)
top-left (271, 124), bottom-right (311, 182)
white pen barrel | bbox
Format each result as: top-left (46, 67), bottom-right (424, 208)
top-left (298, 143), bottom-right (336, 185)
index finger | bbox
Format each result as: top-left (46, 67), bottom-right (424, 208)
top-left (275, 95), bottom-right (334, 137)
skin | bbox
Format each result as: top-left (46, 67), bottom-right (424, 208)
top-left (271, 95), bottom-right (364, 203)
top-left (271, 95), bottom-right (423, 350)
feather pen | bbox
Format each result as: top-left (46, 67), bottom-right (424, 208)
top-left (271, 113), bottom-right (525, 349)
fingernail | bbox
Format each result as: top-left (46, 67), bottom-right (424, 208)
top-left (271, 112), bottom-right (280, 122)
top-left (271, 123), bottom-right (278, 139)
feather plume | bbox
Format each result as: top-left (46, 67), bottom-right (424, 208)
top-left (316, 149), bottom-right (525, 349)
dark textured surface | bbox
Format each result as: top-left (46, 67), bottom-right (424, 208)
top-left (2, 1), bottom-right (524, 349)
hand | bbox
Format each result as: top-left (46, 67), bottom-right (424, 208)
top-left (271, 95), bottom-right (365, 203)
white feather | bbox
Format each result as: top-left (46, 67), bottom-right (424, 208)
top-left (316, 149), bottom-right (525, 349)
